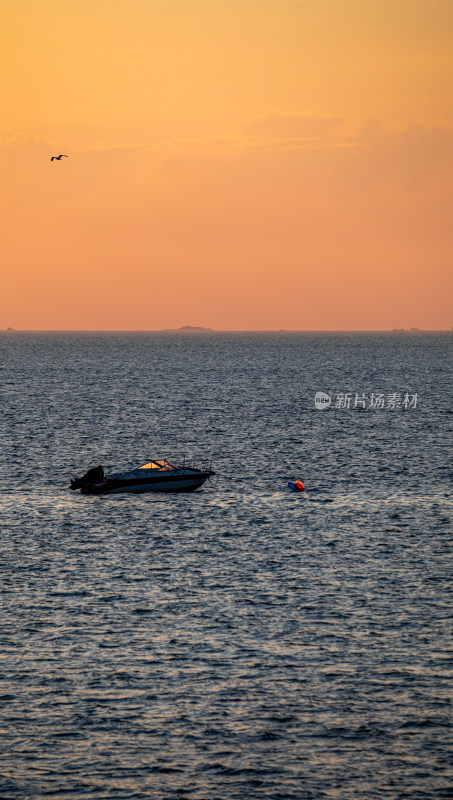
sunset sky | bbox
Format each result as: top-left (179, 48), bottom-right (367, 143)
top-left (1, 0), bottom-right (452, 330)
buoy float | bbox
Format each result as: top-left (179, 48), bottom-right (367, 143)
top-left (288, 480), bottom-right (305, 492)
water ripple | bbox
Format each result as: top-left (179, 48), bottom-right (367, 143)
top-left (0, 333), bottom-right (452, 799)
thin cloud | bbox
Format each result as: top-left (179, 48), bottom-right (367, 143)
top-left (239, 113), bottom-right (347, 140)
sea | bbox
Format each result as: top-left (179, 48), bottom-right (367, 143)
top-left (0, 331), bottom-right (452, 800)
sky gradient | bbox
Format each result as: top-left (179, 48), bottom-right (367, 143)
top-left (2, 0), bottom-right (452, 330)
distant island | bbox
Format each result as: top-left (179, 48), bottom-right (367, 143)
top-left (162, 325), bottom-right (214, 333)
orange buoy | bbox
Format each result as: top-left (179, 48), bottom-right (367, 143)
top-left (288, 480), bottom-right (305, 492)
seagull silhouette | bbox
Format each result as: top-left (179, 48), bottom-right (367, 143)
top-left (51, 154), bottom-right (69, 161)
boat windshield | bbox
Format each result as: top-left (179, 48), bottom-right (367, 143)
top-left (139, 460), bottom-right (176, 471)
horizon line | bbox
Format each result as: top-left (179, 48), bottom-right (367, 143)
top-left (2, 328), bottom-right (452, 334)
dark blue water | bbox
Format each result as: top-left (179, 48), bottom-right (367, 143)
top-left (0, 332), bottom-right (452, 799)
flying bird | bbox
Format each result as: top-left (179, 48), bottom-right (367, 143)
top-left (51, 154), bottom-right (69, 161)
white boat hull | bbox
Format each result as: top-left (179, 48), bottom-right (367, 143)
top-left (104, 476), bottom-right (208, 494)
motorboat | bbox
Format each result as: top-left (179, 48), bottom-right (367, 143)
top-left (70, 459), bottom-right (215, 495)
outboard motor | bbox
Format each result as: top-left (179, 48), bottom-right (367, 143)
top-left (70, 465), bottom-right (104, 490)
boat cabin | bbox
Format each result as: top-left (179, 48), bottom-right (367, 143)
top-left (139, 460), bottom-right (176, 471)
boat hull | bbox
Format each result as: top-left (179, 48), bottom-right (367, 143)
top-left (80, 471), bottom-right (212, 495)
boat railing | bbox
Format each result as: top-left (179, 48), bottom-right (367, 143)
top-left (180, 455), bottom-right (213, 473)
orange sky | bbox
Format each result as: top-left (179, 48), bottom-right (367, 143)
top-left (1, 0), bottom-right (452, 330)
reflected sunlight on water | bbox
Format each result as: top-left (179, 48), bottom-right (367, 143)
top-left (0, 333), bottom-right (452, 799)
